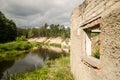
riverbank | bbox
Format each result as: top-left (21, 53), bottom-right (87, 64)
top-left (28, 37), bottom-right (70, 49)
top-left (0, 39), bottom-right (73, 80)
top-left (0, 41), bottom-right (33, 59)
top-left (9, 55), bottom-right (74, 80)
top-left (0, 38), bottom-right (69, 60)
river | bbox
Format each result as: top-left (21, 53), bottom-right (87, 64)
top-left (0, 47), bottom-right (67, 80)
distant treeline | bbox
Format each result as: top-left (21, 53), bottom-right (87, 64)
top-left (17, 24), bottom-right (70, 39)
top-left (0, 11), bottom-right (70, 43)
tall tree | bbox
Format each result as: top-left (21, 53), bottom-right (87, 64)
top-left (0, 11), bottom-right (17, 43)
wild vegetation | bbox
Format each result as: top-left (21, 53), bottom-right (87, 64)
top-left (49, 43), bottom-right (61, 48)
top-left (92, 49), bottom-right (100, 59)
top-left (9, 56), bottom-right (74, 80)
top-left (91, 32), bottom-right (100, 59)
top-left (0, 41), bottom-right (32, 58)
top-left (0, 11), bottom-right (17, 43)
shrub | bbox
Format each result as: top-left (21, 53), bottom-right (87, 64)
top-left (92, 49), bottom-right (100, 59)
top-left (0, 41), bottom-right (32, 52)
top-left (16, 36), bottom-right (27, 42)
top-left (16, 41), bottom-right (32, 50)
top-left (0, 41), bottom-right (33, 58)
top-left (1, 50), bottom-right (18, 58)
top-left (0, 42), bottom-right (17, 51)
top-left (30, 42), bottom-right (43, 49)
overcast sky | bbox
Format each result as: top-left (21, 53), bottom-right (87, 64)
top-left (0, 0), bottom-right (83, 28)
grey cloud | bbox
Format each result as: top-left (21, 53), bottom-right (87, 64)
top-left (0, 0), bottom-right (84, 28)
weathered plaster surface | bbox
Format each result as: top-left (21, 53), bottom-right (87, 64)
top-left (70, 0), bottom-right (120, 80)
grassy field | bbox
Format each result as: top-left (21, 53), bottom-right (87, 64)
top-left (9, 56), bottom-right (74, 80)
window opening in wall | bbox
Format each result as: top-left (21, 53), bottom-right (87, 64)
top-left (84, 24), bottom-right (101, 59)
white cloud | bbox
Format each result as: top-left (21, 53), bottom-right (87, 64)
top-left (0, 0), bottom-right (84, 28)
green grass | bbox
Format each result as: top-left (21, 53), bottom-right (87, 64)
top-left (43, 41), bottom-right (61, 48)
top-left (0, 41), bottom-right (33, 58)
top-left (31, 42), bottom-right (43, 48)
top-left (92, 49), bottom-right (100, 59)
top-left (0, 41), bottom-right (32, 52)
top-left (0, 50), bottom-right (18, 58)
top-left (49, 43), bottom-right (61, 48)
top-left (9, 56), bottom-right (74, 80)
top-left (16, 36), bottom-right (27, 42)
top-left (0, 41), bottom-right (55, 59)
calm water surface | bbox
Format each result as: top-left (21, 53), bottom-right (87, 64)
top-left (0, 47), bottom-right (67, 80)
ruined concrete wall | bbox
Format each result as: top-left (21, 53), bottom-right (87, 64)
top-left (70, 0), bottom-right (120, 80)
top-left (101, 7), bottom-right (120, 80)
